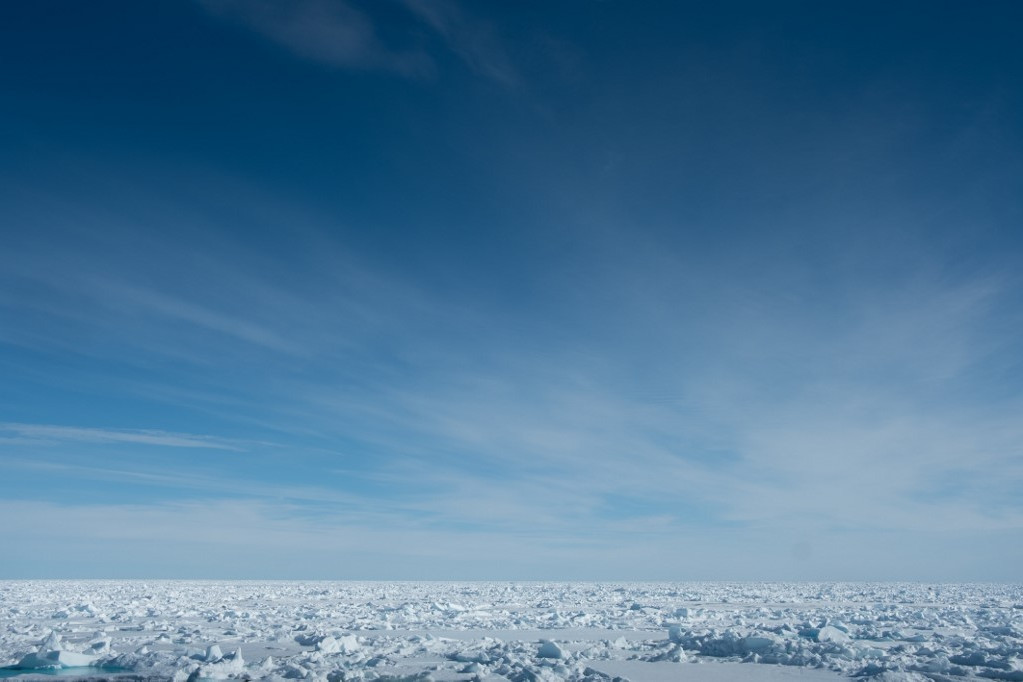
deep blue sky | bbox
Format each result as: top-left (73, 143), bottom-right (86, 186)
top-left (1, 1), bottom-right (1022, 579)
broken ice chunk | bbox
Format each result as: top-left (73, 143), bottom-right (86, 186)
top-left (17, 650), bottom-right (98, 669)
top-left (817, 625), bottom-right (851, 642)
top-left (538, 639), bottom-right (564, 659)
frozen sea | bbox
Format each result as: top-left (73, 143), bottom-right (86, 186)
top-left (1, 581), bottom-right (1021, 681)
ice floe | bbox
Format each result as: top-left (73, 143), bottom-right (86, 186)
top-left (0, 581), bottom-right (1020, 680)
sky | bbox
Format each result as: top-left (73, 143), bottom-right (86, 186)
top-left (1, 1), bottom-right (1022, 581)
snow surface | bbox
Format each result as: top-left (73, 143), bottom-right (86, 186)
top-left (1, 581), bottom-right (1021, 681)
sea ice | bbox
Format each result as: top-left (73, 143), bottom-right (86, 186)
top-left (538, 639), bottom-right (565, 659)
top-left (15, 650), bottom-right (98, 669)
top-left (816, 625), bottom-right (851, 643)
top-left (0, 581), bottom-right (1020, 681)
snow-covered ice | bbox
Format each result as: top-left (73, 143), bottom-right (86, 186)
top-left (1, 581), bottom-right (1021, 681)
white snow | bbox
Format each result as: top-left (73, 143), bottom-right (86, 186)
top-left (0, 581), bottom-right (1020, 681)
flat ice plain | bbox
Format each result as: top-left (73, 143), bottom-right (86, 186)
top-left (2, 582), bottom-right (1021, 682)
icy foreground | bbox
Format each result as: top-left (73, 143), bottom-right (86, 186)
top-left (1, 582), bottom-right (1021, 682)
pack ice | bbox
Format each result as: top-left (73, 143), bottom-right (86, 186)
top-left (1, 581), bottom-right (1021, 681)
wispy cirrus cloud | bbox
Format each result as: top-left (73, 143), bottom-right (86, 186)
top-left (2, 169), bottom-right (1020, 580)
top-left (198, 0), bottom-right (518, 84)
top-left (402, 0), bottom-right (519, 86)
top-left (0, 423), bottom-right (245, 451)
top-left (2, 491), bottom-right (1020, 580)
top-left (199, 0), bottom-right (433, 77)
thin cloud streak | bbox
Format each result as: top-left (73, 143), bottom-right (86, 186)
top-left (199, 0), bottom-right (433, 77)
top-left (0, 423), bottom-right (245, 451)
top-left (402, 0), bottom-right (519, 86)
top-left (198, 0), bottom-right (519, 85)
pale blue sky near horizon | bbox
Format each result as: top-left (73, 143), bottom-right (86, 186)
top-left (1, 0), bottom-right (1022, 580)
